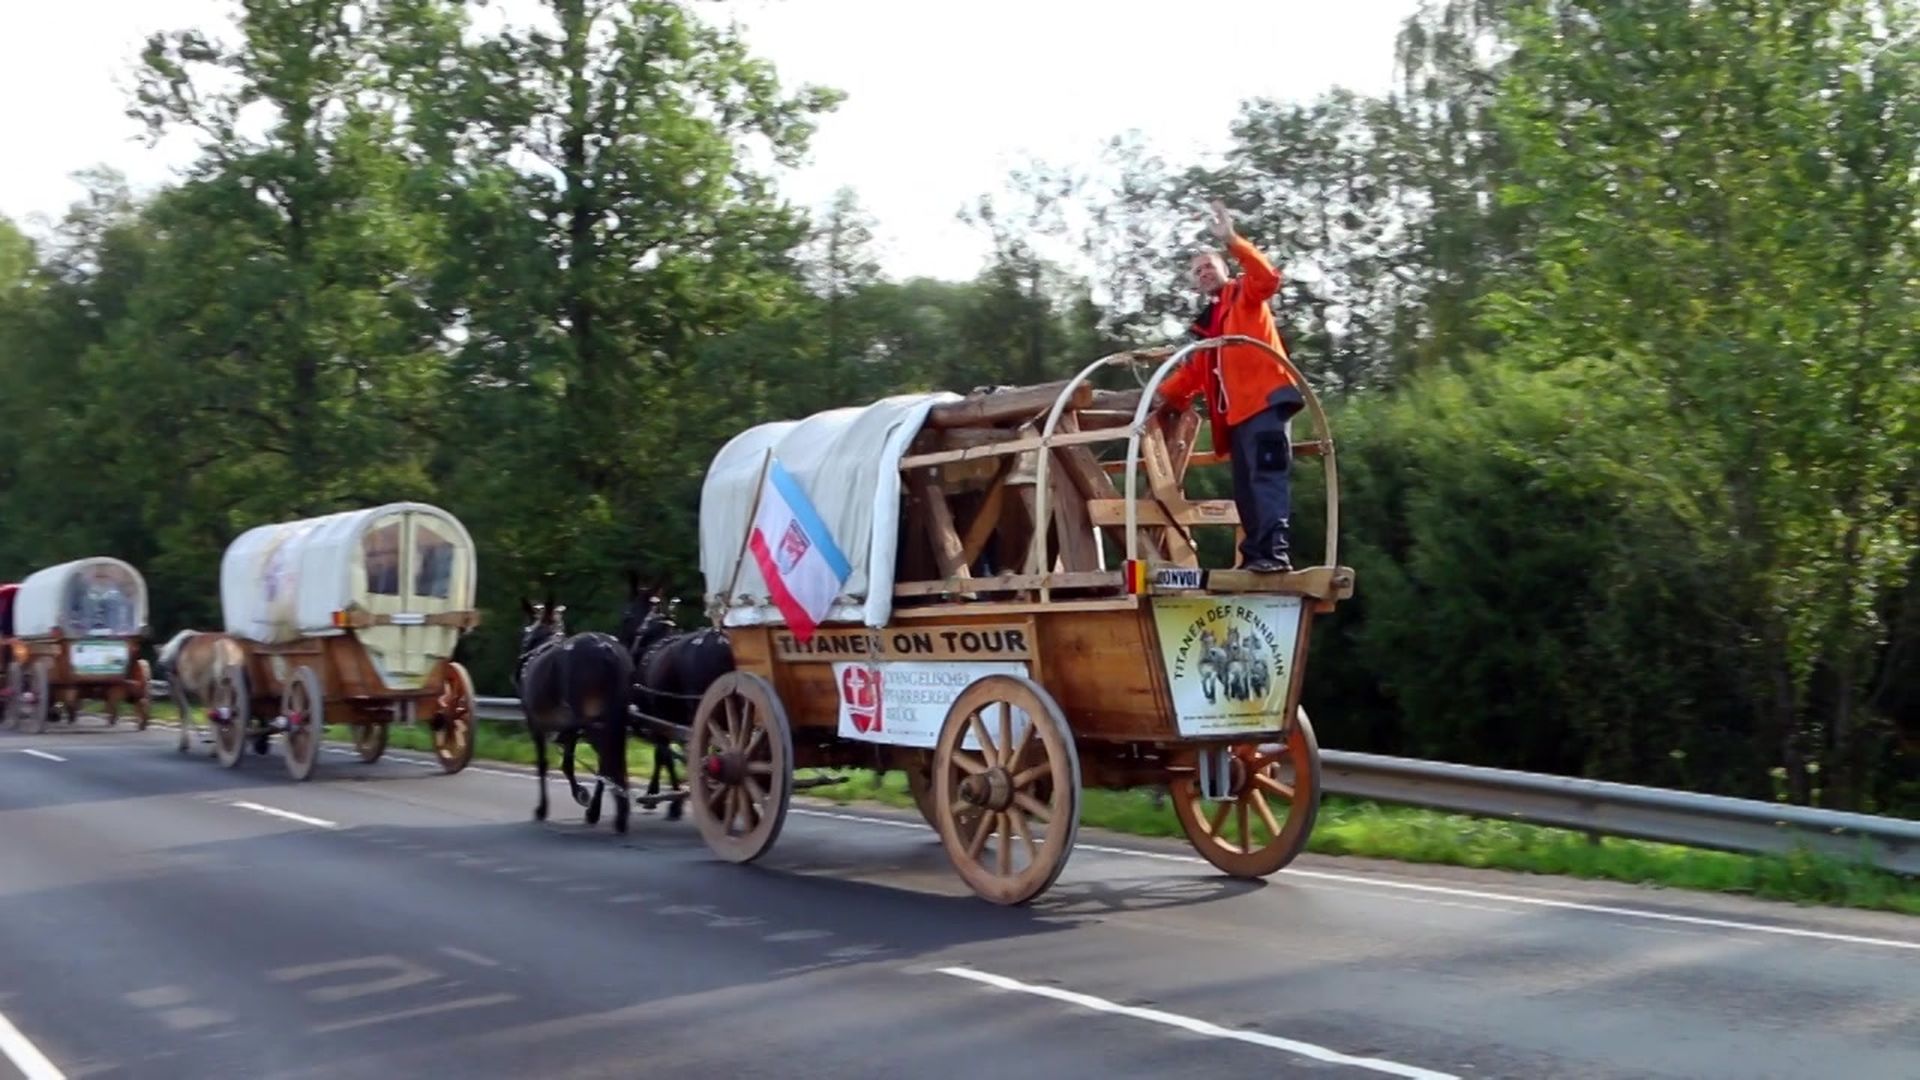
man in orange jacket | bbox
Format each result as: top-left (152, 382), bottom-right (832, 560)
top-left (1151, 201), bottom-right (1303, 573)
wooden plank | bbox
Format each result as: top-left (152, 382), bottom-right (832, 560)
top-left (1087, 499), bottom-right (1240, 528)
top-left (956, 461), bottom-right (1012, 569)
top-left (898, 426), bottom-right (1126, 471)
top-left (1056, 412), bottom-right (1157, 562)
top-left (892, 571), bottom-right (1125, 597)
top-left (1167, 409), bottom-right (1201, 480)
top-left (1203, 565), bottom-right (1355, 601)
top-left (1087, 388), bottom-right (1145, 412)
top-left (924, 381), bottom-right (1091, 429)
top-left (889, 596), bottom-right (1140, 619)
top-left (906, 470), bottom-right (970, 582)
top-left (1048, 450), bottom-right (1101, 572)
top-left (1100, 440), bottom-right (1327, 472)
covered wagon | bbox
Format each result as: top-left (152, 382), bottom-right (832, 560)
top-left (205, 501), bottom-right (481, 779)
top-left (2, 557), bottom-right (153, 734)
top-left (681, 336), bottom-right (1355, 904)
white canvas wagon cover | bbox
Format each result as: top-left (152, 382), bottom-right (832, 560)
top-left (12, 556), bottom-right (148, 638)
top-left (701, 392), bottom-right (959, 629)
top-left (221, 502), bottom-right (476, 645)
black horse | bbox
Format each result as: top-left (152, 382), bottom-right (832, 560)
top-left (615, 571), bottom-right (736, 820)
top-left (513, 587), bottom-right (636, 833)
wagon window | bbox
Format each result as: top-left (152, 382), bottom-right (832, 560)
top-left (61, 565), bottom-right (140, 635)
top-left (413, 524), bottom-right (454, 600)
top-left (363, 523), bottom-right (403, 596)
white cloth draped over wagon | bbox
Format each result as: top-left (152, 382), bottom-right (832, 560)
top-left (700, 392), bottom-right (960, 630)
top-left (12, 557), bottom-right (149, 639)
top-left (220, 502), bottom-right (477, 646)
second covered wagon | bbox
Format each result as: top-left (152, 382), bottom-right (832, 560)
top-left (205, 501), bottom-right (481, 779)
top-left (2, 557), bottom-right (153, 734)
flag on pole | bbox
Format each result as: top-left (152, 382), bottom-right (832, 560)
top-left (746, 458), bottom-right (852, 642)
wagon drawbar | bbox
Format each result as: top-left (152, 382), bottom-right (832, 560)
top-left (690, 335), bottom-right (1355, 904)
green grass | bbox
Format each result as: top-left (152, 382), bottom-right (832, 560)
top-left (226, 713), bottom-right (1915, 918)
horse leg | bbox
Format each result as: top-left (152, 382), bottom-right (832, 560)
top-left (603, 719), bottom-right (631, 835)
top-left (533, 728), bottom-right (550, 822)
top-left (560, 728), bottom-right (595, 813)
top-left (657, 736), bottom-right (683, 822)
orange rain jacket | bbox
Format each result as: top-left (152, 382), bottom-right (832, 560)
top-left (1156, 233), bottom-right (1293, 454)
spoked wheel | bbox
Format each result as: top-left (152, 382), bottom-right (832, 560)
top-left (281, 666), bottom-right (325, 782)
top-left (931, 675), bottom-right (1081, 906)
top-left (211, 667), bottom-right (251, 769)
top-left (3, 661), bottom-right (21, 732)
top-left (23, 660), bottom-right (51, 736)
top-left (1170, 707), bottom-right (1322, 878)
top-left (354, 721), bottom-right (389, 764)
top-left (432, 662), bottom-right (475, 774)
top-left (687, 672), bottom-right (792, 864)
top-left (903, 749), bottom-right (985, 841)
top-left (130, 660), bottom-right (152, 731)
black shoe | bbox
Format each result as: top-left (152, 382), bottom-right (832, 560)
top-left (1243, 555), bottom-right (1292, 574)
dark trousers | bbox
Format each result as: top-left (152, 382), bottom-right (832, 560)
top-left (1228, 386), bottom-right (1304, 565)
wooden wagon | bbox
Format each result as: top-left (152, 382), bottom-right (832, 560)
top-left (686, 335), bottom-right (1354, 904)
top-left (204, 501), bottom-right (481, 780)
top-left (1, 558), bottom-right (153, 735)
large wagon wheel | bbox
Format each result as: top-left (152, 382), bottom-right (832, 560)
top-left (354, 720), bottom-right (390, 764)
top-left (902, 749), bottom-right (985, 841)
top-left (1170, 707), bottom-right (1322, 878)
top-left (931, 674), bottom-right (1081, 906)
top-left (431, 662), bottom-right (475, 774)
top-left (687, 672), bottom-right (792, 864)
top-left (130, 659), bottom-right (151, 731)
top-left (210, 667), bottom-right (251, 769)
top-left (22, 659), bottom-right (51, 736)
top-left (3, 660), bottom-right (21, 731)
top-left (281, 666), bottom-right (325, 782)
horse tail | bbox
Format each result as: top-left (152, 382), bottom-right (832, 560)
top-left (156, 629), bottom-right (195, 678)
top-left (564, 633), bottom-right (633, 724)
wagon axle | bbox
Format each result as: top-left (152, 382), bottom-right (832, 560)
top-left (958, 768), bottom-right (1016, 812)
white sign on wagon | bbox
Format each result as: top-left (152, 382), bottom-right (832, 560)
top-left (70, 639), bottom-right (129, 676)
top-left (833, 660), bottom-right (1032, 750)
top-left (1150, 594), bottom-right (1306, 738)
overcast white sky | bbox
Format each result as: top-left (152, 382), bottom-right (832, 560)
top-left (0, 0), bottom-right (1420, 281)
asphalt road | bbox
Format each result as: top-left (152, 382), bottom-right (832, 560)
top-left (0, 723), bottom-right (1915, 1080)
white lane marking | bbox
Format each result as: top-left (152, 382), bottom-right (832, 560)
top-left (311, 992), bottom-right (517, 1035)
top-left (939, 966), bottom-right (1457, 1079)
top-left (438, 947), bottom-right (501, 968)
top-left (18, 749), bottom-right (65, 763)
top-left (229, 802), bottom-right (340, 829)
top-left (0, 1006), bottom-right (67, 1080)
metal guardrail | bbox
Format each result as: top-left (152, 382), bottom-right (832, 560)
top-left (460, 694), bottom-right (1920, 876)
top-left (138, 680), bottom-right (1915, 874)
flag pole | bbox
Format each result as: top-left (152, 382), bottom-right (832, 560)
top-left (724, 449), bottom-right (776, 609)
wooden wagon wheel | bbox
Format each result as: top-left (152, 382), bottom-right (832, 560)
top-left (1170, 707), bottom-right (1322, 878)
top-left (354, 720), bottom-right (390, 764)
top-left (902, 749), bottom-right (985, 840)
top-left (130, 659), bottom-right (151, 731)
top-left (210, 667), bottom-right (251, 769)
top-left (931, 674), bottom-right (1081, 906)
top-left (22, 659), bottom-right (51, 736)
top-left (687, 671), bottom-right (793, 864)
top-left (3, 660), bottom-right (21, 732)
top-left (281, 666), bottom-right (325, 782)
top-left (432, 662), bottom-right (476, 774)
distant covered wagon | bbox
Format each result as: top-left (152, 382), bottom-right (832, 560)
top-left (2, 557), bottom-right (153, 734)
top-left (208, 502), bottom-right (481, 779)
